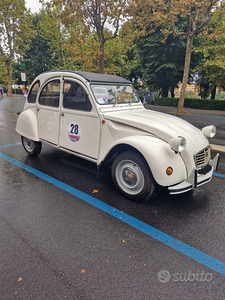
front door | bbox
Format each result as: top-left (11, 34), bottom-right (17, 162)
top-left (58, 78), bottom-right (100, 160)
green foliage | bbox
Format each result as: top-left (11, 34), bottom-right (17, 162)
top-left (0, 0), bottom-right (34, 95)
top-left (0, 62), bottom-right (7, 84)
top-left (134, 28), bottom-right (186, 97)
top-left (23, 10), bottom-right (66, 83)
top-left (194, 6), bottom-right (225, 95)
top-left (153, 97), bottom-right (225, 111)
top-left (11, 88), bottom-right (27, 95)
top-left (44, 0), bottom-right (135, 74)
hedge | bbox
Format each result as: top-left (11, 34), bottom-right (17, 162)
top-left (6, 88), bottom-right (28, 95)
top-left (152, 97), bottom-right (225, 111)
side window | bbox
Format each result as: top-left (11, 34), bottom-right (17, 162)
top-left (27, 81), bottom-right (40, 103)
top-left (39, 79), bottom-right (60, 107)
top-left (63, 80), bottom-right (92, 111)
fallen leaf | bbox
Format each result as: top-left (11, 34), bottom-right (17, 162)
top-left (122, 239), bottom-right (126, 243)
top-left (18, 277), bottom-right (22, 282)
top-left (92, 189), bottom-right (99, 194)
top-left (80, 269), bottom-right (86, 273)
top-left (154, 209), bottom-right (157, 217)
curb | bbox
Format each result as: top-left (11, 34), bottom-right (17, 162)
top-left (211, 144), bottom-right (225, 153)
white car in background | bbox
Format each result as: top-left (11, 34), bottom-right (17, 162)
top-left (16, 70), bottom-right (219, 201)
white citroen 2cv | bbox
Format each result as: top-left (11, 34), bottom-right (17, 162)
top-left (16, 71), bottom-right (219, 201)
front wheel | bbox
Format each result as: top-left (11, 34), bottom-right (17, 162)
top-left (111, 151), bottom-right (155, 202)
top-left (21, 136), bottom-right (42, 156)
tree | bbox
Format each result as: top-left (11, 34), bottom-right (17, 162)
top-left (0, 0), bottom-right (33, 96)
top-left (0, 60), bottom-right (8, 85)
top-left (134, 28), bottom-right (187, 97)
top-left (194, 5), bottom-right (225, 99)
top-left (24, 9), bottom-right (77, 84)
top-left (23, 11), bottom-right (55, 84)
top-left (43, 0), bottom-right (134, 74)
top-left (132, 0), bottom-right (222, 112)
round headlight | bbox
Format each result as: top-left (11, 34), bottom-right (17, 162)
top-left (169, 136), bottom-right (186, 153)
top-left (202, 125), bottom-right (216, 138)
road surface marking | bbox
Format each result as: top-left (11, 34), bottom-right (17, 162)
top-left (0, 150), bottom-right (225, 276)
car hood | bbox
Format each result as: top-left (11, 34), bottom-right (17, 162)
top-left (104, 108), bottom-right (208, 150)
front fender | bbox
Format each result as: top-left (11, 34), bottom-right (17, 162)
top-left (102, 135), bottom-right (187, 187)
top-left (16, 109), bottom-right (39, 141)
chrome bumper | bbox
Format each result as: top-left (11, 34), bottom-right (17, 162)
top-left (168, 153), bottom-right (220, 195)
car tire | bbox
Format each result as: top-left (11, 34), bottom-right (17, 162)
top-left (111, 151), bottom-right (155, 201)
top-left (21, 136), bottom-right (42, 156)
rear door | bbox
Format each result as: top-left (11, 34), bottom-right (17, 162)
top-left (37, 78), bottom-right (61, 145)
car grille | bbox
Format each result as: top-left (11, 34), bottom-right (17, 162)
top-left (194, 146), bottom-right (210, 168)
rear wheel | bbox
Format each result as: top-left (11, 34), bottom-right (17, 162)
top-left (21, 136), bottom-right (42, 156)
top-left (111, 151), bottom-right (155, 201)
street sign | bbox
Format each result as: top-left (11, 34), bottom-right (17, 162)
top-left (12, 73), bottom-right (16, 80)
top-left (21, 73), bottom-right (26, 82)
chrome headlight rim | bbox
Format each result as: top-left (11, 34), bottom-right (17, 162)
top-left (202, 125), bottom-right (216, 138)
top-left (169, 136), bottom-right (186, 153)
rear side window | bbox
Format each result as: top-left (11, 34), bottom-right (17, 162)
top-left (39, 79), bottom-right (60, 107)
top-left (27, 81), bottom-right (40, 103)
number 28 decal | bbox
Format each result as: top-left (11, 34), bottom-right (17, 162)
top-left (67, 122), bottom-right (82, 142)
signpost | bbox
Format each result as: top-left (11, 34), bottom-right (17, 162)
top-left (21, 73), bottom-right (26, 82)
top-left (12, 73), bottom-right (16, 94)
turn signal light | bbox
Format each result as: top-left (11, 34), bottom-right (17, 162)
top-left (166, 167), bottom-right (173, 175)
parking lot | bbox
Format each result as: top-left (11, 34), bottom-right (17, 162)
top-left (0, 96), bottom-right (225, 299)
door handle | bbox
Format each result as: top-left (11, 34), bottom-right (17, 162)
top-left (60, 112), bottom-right (64, 116)
top-left (36, 108), bottom-right (39, 111)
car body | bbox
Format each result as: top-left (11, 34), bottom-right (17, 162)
top-left (16, 70), bottom-right (219, 201)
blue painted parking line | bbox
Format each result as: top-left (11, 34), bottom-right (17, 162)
top-left (213, 172), bottom-right (225, 179)
top-left (209, 116), bottom-right (225, 122)
top-left (0, 143), bottom-right (22, 149)
top-left (0, 151), bottom-right (225, 276)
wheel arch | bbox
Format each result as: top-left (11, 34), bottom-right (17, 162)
top-left (102, 143), bottom-right (148, 167)
top-left (16, 109), bottom-right (39, 141)
top-left (97, 143), bottom-right (153, 180)
top-left (98, 135), bottom-right (187, 187)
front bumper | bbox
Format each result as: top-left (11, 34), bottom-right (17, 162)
top-left (168, 153), bottom-right (220, 195)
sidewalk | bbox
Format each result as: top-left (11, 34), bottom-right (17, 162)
top-left (145, 104), bottom-right (225, 116)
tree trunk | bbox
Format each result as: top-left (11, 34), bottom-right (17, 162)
top-left (177, 35), bottom-right (194, 113)
top-left (99, 40), bottom-right (104, 74)
top-left (171, 87), bottom-right (175, 98)
top-left (211, 86), bottom-right (216, 100)
top-left (162, 88), bottom-right (168, 98)
top-left (162, 70), bottom-right (170, 97)
top-left (6, 60), bottom-right (12, 97)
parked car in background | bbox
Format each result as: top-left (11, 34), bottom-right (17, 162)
top-left (16, 70), bottom-right (219, 201)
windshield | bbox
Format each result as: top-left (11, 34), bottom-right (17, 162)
top-left (90, 84), bottom-right (140, 105)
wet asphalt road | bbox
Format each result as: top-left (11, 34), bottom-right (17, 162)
top-left (0, 96), bottom-right (225, 300)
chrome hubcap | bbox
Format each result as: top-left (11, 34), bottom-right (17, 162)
top-left (122, 167), bottom-right (137, 186)
top-left (116, 160), bottom-right (144, 195)
top-left (24, 138), bottom-right (34, 151)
